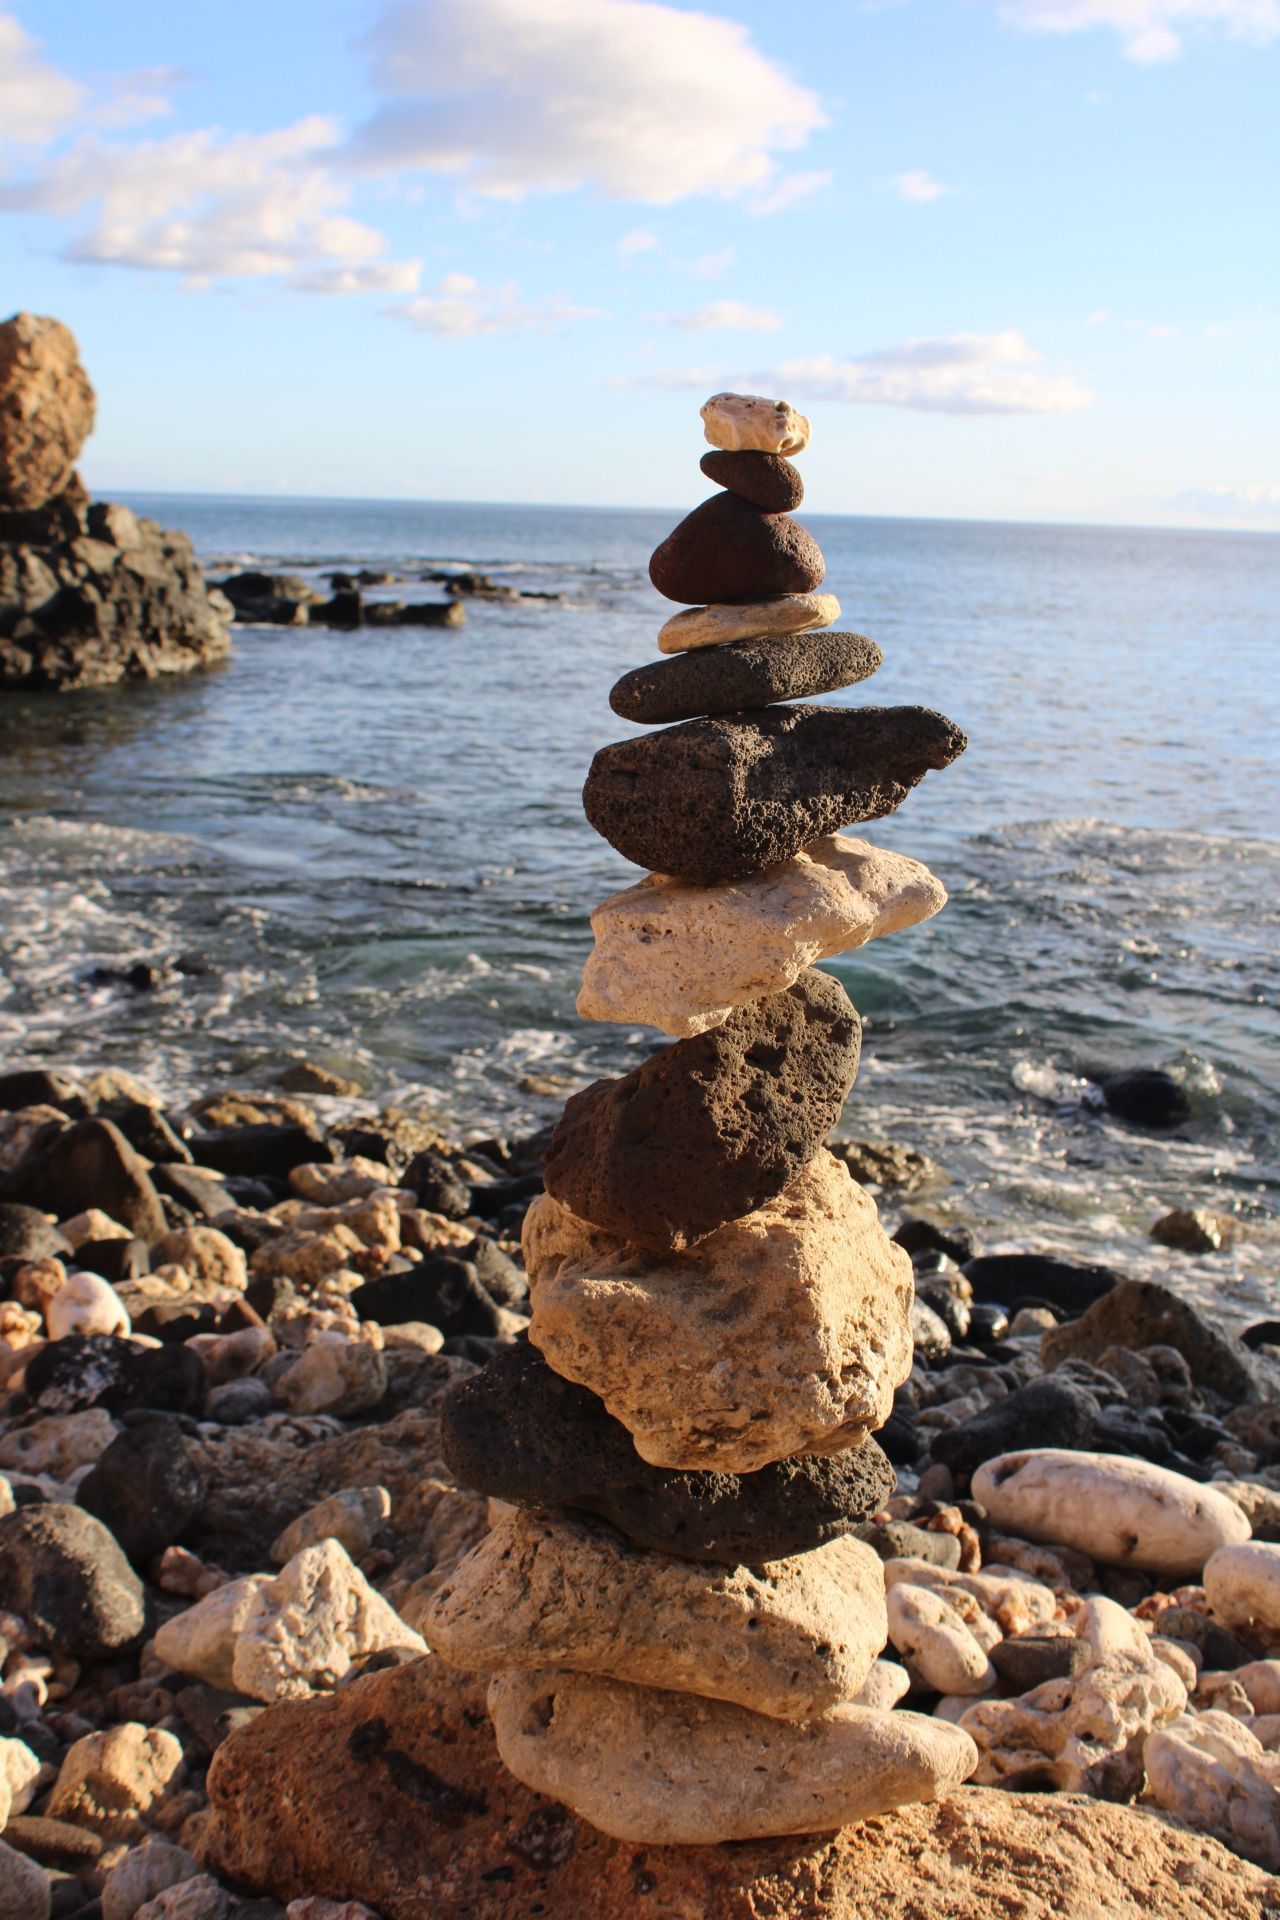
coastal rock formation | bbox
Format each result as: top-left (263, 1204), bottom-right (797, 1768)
top-left (0, 311), bottom-right (231, 691)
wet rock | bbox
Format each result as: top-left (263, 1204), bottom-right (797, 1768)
top-left (584, 705), bottom-right (967, 885)
top-left (929, 1379), bottom-right (1097, 1484)
top-left (230, 1540), bottom-right (425, 1703)
top-left (0, 313), bottom-right (95, 510)
top-left (962, 1253), bottom-right (1117, 1315)
top-left (916, 1282), bottom-right (971, 1345)
top-left (911, 1299), bottom-right (952, 1364)
top-left (699, 448), bottom-right (803, 511)
top-left (609, 629), bottom-right (882, 726)
top-left (1041, 1279), bottom-right (1261, 1403)
top-left (0, 1120), bottom-right (166, 1241)
top-left (0, 1503), bottom-right (145, 1654)
top-left (440, 1340), bottom-right (895, 1565)
top-left (1150, 1207), bottom-right (1236, 1254)
top-left (77, 1418), bottom-right (207, 1565)
top-left (1096, 1068), bottom-right (1191, 1129)
top-left (966, 1303), bottom-right (1010, 1344)
top-left (830, 1137), bottom-right (941, 1192)
top-left (544, 971), bottom-right (861, 1250)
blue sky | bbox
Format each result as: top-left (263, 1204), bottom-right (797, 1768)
top-left (1, 0), bottom-right (1276, 525)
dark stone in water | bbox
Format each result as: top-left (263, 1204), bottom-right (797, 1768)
top-left (967, 1302), bottom-right (1010, 1344)
top-left (1242, 1321), bottom-right (1280, 1352)
top-left (0, 1117), bottom-right (166, 1241)
top-left (543, 971), bottom-right (861, 1251)
top-left (441, 1340), bottom-right (894, 1566)
top-left (917, 1283), bottom-right (971, 1346)
top-left (0, 1069), bottom-right (88, 1115)
top-left (648, 494), bottom-right (824, 605)
top-left (77, 1416), bottom-right (206, 1565)
top-left (583, 704), bottom-right (966, 884)
top-left (0, 1504), bottom-right (145, 1656)
top-left (609, 630), bottom-right (883, 726)
top-left (894, 1217), bottom-right (976, 1264)
top-left (1040, 1278), bottom-right (1261, 1404)
top-left (961, 1254), bottom-right (1118, 1317)
top-left (928, 1378), bottom-right (1097, 1483)
top-left (699, 449), bottom-right (804, 512)
top-left (1096, 1068), bottom-right (1191, 1129)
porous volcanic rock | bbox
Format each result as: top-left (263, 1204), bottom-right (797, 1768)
top-left (649, 494), bottom-right (825, 605)
top-left (425, 1510), bottom-right (887, 1720)
top-left (583, 704), bottom-right (967, 883)
top-left (0, 312), bottom-right (95, 510)
top-left (578, 834), bottom-right (944, 1036)
top-left (658, 591), bottom-right (840, 654)
top-left (0, 1503), bottom-right (145, 1656)
top-left (440, 1339), bottom-right (895, 1564)
top-left (699, 449), bottom-right (804, 511)
top-left (542, 970), bottom-right (861, 1250)
top-left (609, 629), bottom-right (882, 725)
top-left (525, 1152), bottom-right (913, 1471)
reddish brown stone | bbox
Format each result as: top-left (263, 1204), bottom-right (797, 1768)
top-left (649, 494), bottom-right (825, 606)
top-left (700, 450), bottom-right (803, 512)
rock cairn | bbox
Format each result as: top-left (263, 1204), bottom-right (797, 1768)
top-left (429, 391), bottom-right (976, 1844)
top-left (0, 312), bottom-right (231, 692)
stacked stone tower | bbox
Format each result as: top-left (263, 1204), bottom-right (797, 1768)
top-left (431, 392), bottom-right (977, 1844)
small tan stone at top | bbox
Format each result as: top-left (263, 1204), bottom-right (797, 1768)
top-left (701, 392), bottom-right (811, 456)
top-left (658, 591), bottom-right (839, 654)
top-left (0, 312), bottom-right (96, 511)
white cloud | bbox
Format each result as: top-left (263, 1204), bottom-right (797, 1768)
top-left (1171, 482), bottom-right (1280, 516)
top-left (0, 10), bottom-right (84, 148)
top-left (618, 227), bottom-right (658, 258)
top-left (1129, 319), bottom-right (1178, 337)
top-left (751, 169), bottom-right (833, 214)
top-left (627, 330), bottom-right (1095, 415)
top-left (891, 169), bottom-right (950, 203)
top-left (1086, 307), bottom-right (1111, 324)
top-left (347, 0), bottom-right (826, 203)
top-left (689, 244), bottom-right (738, 279)
top-left (664, 300), bottom-right (782, 332)
top-left (1000, 0), bottom-right (1280, 61)
top-left (389, 274), bottom-right (604, 336)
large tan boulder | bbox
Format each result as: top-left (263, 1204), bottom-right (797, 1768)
top-left (423, 1509), bottom-right (887, 1721)
top-left (0, 313), bottom-right (96, 510)
top-left (578, 834), bottom-right (946, 1036)
top-left (525, 1149), bottom-right (914, 1472)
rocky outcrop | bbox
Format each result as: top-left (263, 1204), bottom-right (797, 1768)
top-left (0, 312), bottom-right (95, 509)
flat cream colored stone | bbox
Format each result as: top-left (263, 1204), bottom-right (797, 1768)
top-left (488, 1667), bottom-right (977, 1844)
top-left (578, 835), bottom-right (946, 1037)
top-left (1204, 1542), bottom-right (1280, 1634)
top-left (657, 591), bottom-right (839, 654)
top-left (525, 1149), bottom-right (913, 1472)
top-left (701, 392), bottom-right (811, 456)
top-left (972, 1449), bottom-right (1251, 1578)
top-left (425, 1510), bottom-right (887, 1722)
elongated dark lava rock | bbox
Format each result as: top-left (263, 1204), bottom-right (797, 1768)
top-left (544, 969), bottom-right (861, 1251)
top-left (441, 1340), bottom-right (896, 1566)
top-left (610, 629), bottom-right (883, 726)
top-left (583, 703), bottom-right (967, 884)
top-left (649, 493), bottom-right (825, 605)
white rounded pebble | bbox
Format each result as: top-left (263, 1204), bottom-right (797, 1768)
top-left (1205, 1542), bottom-right (1280, 1634)
top-left (45, 1269), bottom-right (130, 1339)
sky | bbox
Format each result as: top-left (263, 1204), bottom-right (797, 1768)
top-left (0, 0), bottom-right (1276, 526)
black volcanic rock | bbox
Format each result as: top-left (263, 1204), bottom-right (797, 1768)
top-left (441, 1341), bottom-right (895, 1566)
top-left (928, 1378), bottom-right (1097, 1483)
top-left (0, 1504), bottom-right (145, 1656)
top-left (962, 1254), bottom-right (1119, 1317)
top-left (77, 1417), bottom-right (207, 1564)
top-left (610, 630), bottom-right (883, 726)
top-left (583, 704), bottom-right (967, 883)
top-left (544, 971), bottom-right (861, 1251)
top-left (699, 450), bottom-right (803, 512)
top-left (1097, 1068), bottom-right (1191, 1129)
top-left (648, 494), bottom-right (824, 605)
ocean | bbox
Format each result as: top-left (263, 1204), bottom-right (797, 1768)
top-left (1, 495), bottom-right (1277, 1326)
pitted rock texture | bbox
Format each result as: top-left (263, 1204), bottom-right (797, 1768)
top-left (959, 1660), bottom-right (1187, 1797)
top-left (424, 1510), bottom-right (887, 1720)
top-left (649, 494), bottom-right (825, 606)
top-left (525, 1152), bottom-right (913, 1471)
top-left (578, 834), bottom-right (944, 1036)
top-left (583, 703), bottom-right (968, 884)
top-left (489, 1668), bottom-right (975, 1843)
top-left (1146, 1710), bottom-right (1280, 1870)
top-left (543, 970), bottom-right (861, 1250)
top-left (658, 591), bottom-right (840, 654)
top-left (439, 1339), bottom-right (895, 1565)
top-left (701, 392), bottom-right (810, 456)
top-left (700, 449), bottom-right (803, 511)
top-left (0, 312), bottom-right (95, 510)
top-left (610, 629), bottom-right (882, 726)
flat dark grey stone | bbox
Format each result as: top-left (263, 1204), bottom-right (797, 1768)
top-left (610, 630), bottom-right (883, 725)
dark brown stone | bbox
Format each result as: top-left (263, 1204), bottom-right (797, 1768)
top-left (0, 1116), bottom-right (167, 1240)
top-left (648, 494), bottom-right (824, 605)
top-left (699, 450), bottom-right (803, 512)
top-left (544, 971), bottom-right (860, 1250)
top-left (583, 703), bottom-right (967, 883)
top-left (440, 1339), bottom-right (894, 1564)
top-left (610, 629), bottom-right (882, 725)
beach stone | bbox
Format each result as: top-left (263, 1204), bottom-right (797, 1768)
top-left (149, 1228), bottom-right (246, 1294)
top-left (269, 1488), bottom-right (391, 1567)
top-left (134, 1877), bottom-right (230, 1920)
top-left (1151, 1206), bottom-right (1236, 1253)
top-left (583, 704), bottom-right (967, 885)
top-left (526, 1151), bottom-right (912, 1471)
top-left (0, 1204), bottom-right (71, 1263)
top-left (46, 1268), bottom-right (131, 1339)
top-left (0, 1119), bottom-right (167, 1242)
top-left (650, 493), bottom-right (825, 606)
top-left (929, 1378), bottom-right (1098, 1483)
top-left (578, 835), bottom-right (943, 1037)
top-left (959, 1658), bottom-right (1186, 1795)
top-left (1233, 1660), bottom-right (1280, 1714)
top-left (657, 590), bottom-right (840, 653)
top-left (24, 1334), bottom-right (205, 1418)
top-left (48, 1722), bottom-right (185, 1841)
top-left (0, 1838), bottom-right (51, 1920)
top-left (852, 1658), bottom-right (911, 1709)
top-left (700, 448), bottom-right (803, 511)
top-left (77, 1417), bottom-right (207, 1565)
top-left (962, 1253), bottom-right (1117, 1315)
top-left (426, 1510), bottom-right (886, 1720)
top-left (351, 1257), bottom-right (508, 1339)
top-left (490, 1667), bottom-right (973, 1843)
top-left (230, 1540), bottom-right (425, 1703)
top-left (0, 1735), bottom-right (40, 1826)
top-left (1097, 1067), bottom-right (1191, 1128)
top-left (153, 1577), bottom-right (274, 1692)
top-left (1204, 1542), bottom-right (1280, 1633)
top-left (440, 1339), bottom-right (895, 1564)
top-left (701, 391), bottom-right (810, 456)
top-left (991, 1633), bottom-right (1089, 1691)
top-left (1146, 1710), bottom-right (1280, 1869)
top-left (610, 628), bottom-right (882, 726)
top-left (0, 313), bottom-right (95, 510)
top-left (103, 1840), bottom-right (201, 1920)
top-left (858, 1522), bottom-right (961, 1570)
top-left (0, 1503), bottom-right (145, 1654)
top-left (886, 1582), bottom-right (996, 1695)
top-left (273, 1341), bottom-right (387, 1418)
top-left (546, 971), bottom-right (859, 1250)
top-left (1041, 1279), bottom-right (1261, 1402)
top-left (972, 1450), bottom-right (1251, 1577)
top-left (0, 1406), bottom-right (118, 1477)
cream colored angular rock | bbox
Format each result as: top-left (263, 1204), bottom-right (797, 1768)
top-left (525, 1150), bottom-right (913, 1472)
top-left (880, 1558), bottom-right (1052, 1642)
top-left (48, 1722), bottom-right (186, 1840)
top-left (0, 1734), bottom-right (40, 1827)
top-left (149, 1228), bottom-right (246, 1294)
top-left (153, 1575), bottom-right (273, 1691)
top-left (426, 1511), bottom-right (887, 1721)
top-left (959, 1660), bottom-right (1186, 1797)
top-left (230, 1539), bottom-right (424, 1703)
top-left (1205, 1542), bottom-right (1280, 1634)
top-left (701, 391), bottom-right (811, 456)
top-left (1146, 1710), bottom-right (1280, 1870)
top-left (851, 1658), bottom-right (911, 1709)
top-left (46, 1269), bottom-right (131, 1340)
top-left (972, 1449), bottom-right (1250, 1578)
top-left (272, 1339), bottom-right (386, 1418)
top-left (59, 1209), bottom-right (131, 1248)
top-left (269, 1486), bottom-right (391, 1567)
top-left (657, 591), bottom-right (839, 654)
top-left (488, 1667), bottom-right (976, 1844)
top-left (578, 835), bottom-right (947, 1037)
top-left (886, 1582), bottom-right (996, 1695)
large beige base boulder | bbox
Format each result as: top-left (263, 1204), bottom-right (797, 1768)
top-left (525, 1150), bottom-right (914, 1471)
top-left (423, 1510), bottom-right (887, 1720)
